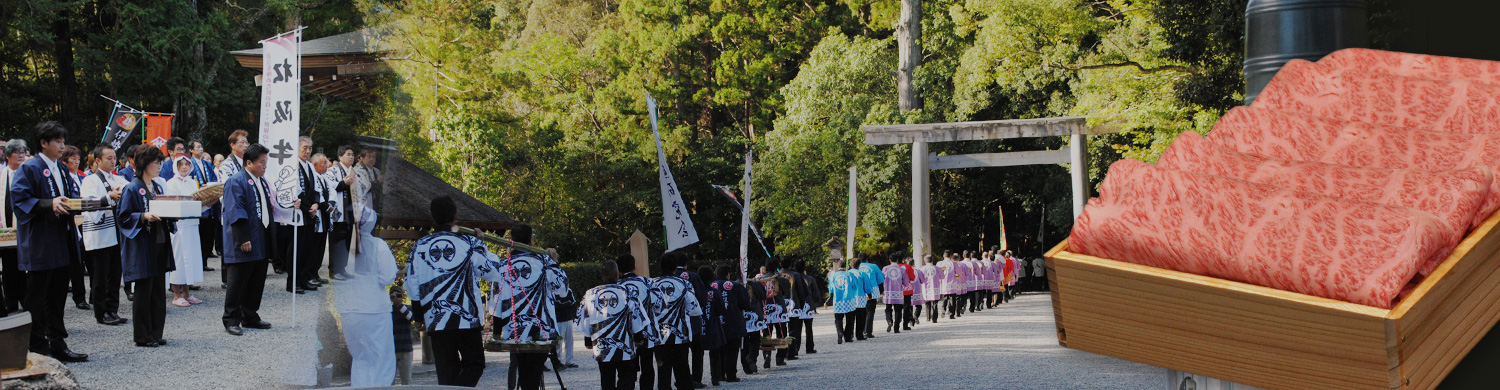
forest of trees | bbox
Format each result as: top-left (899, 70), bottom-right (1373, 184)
top-left (0, 0), bottom-right (1400, 265)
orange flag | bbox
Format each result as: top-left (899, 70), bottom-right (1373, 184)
top-left (144, 114), bottom-right (173, 154)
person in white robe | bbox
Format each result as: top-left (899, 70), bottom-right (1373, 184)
top-left (164, 158), bottom-right (212, 306)
top-left (336, 205), bottom-right (398, 387)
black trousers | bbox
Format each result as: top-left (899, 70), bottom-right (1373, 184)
top-left (902, 295), bottom-right (915, 327)
top-left (69, 245), bottom-right (87, 304)
top-left (800, 318), bottom-right (815, 352)
top-left (656, 342), bottom-right (692, 390)
top-left (638, 345), bottom-right (656, 389)
top-left (430, 327), bottom-right (486, 387)
top-left (289, 227), bottom-right (325, 289)
top-left (942, 295), bottom-right (957, 319)
top-left (864, 299), bottom-right (878, 336)
top-left (132, 274), bottom-right (166, 344)
top-left (885, 302), bottom-right (905, 332)
top-left (851, 308), bottom-right (867, 340)
top-left (200, 216), bottom-right (220, 262)
top-left (25, 265), bottom-right (70, 355)
top-left (927, 300), bottom-right (940, 323)
top-left (835, 312), bottom-right (855, 342)
top-left (222, 260), bottom-right (267, 327)
top-left (761, 323), bottom-right (786, 364)
top-left (690, 344), bottom-right (705, 385)
top-left (781, 318), bottom-right (802, 359)
top-left (599, 359), bottom-right (638, 390)
top-left (913, 299), bottom-right (924, 324)
top-left (505, 351), bottom-right (546, 390)
top-left (274, 224), bottom-right (293, 272)
top-left (327, 229), bottom-right (351, 277)
top-left (87, 248), bottom-right (122, 318)
top-left (1, 248), bottom-right (23, 312)
top-left (713, 337), bottom-right (740, 382)
top-left (739, 334), bottom-right (758, 373)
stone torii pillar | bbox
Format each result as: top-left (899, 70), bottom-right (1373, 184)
top-left (862, 117), bottom-right (1117, 264)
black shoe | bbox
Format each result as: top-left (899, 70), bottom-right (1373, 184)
top-left (307, 280), bottom-right (323, 287)
top-left (865, 334), bottom-right (875, 339)
top-left (566, 363), bottom-right (579, 368)
top-left (837, 337), bottom-right (843, 344)
top-left (886, 324), bottom-right (892, 333)
top-left (775, 361), bottom-right (786, 366)
top-left (75, 302), bottom-right (91, 310)
top-left (785, 356), bottom-right (799, 361)
top-left (125, 292), bottom-right (134, 301)
top-left (245, 320), bottom-right (272, 329)
top-left (221, 283), bottom-right (228, 289)
top-left (189, 285), bottom-right (202, 291)
top-left (113, 313), bottom-right (129, 324)
top-left (135, 341), bottom-right (160, 348)
top-left (52, 348), bottom-right (88, 362)
top-left (725, 377), bottom-right (740, 383)
top-left (273, 267), bottom-right (285, 274)
top-left (155, 339), bottom-right (168, 346)
top-left (806, 349), bottom-right (817, 354)
top-left (204, 267), bottom-right (216, 271)
top-left (287, 287), bottom-right (306, 294)
top-left (97, 315), bottom-right (125, 326)
top-left (694, 382), bottom-right (707, 388)
top-left (316, 278), bottom-right (329, 284)
top-left (331, 274), bottom-right (348, 281)
top-left (855, 336), bottom-right (866, 341)
top-left (225, 325), bottom-right (244, 336)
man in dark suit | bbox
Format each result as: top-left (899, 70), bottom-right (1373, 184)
top-left (12, 121), bottom-right (86, 362)
top-left (221, 144), bottom-right (286, 336)
top-left (287, 137), bottom-right (327, 294)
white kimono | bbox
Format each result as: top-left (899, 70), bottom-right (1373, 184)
top-left (164, 175), bottom-right (206, 285)
top-left (80, 171), bottom-right (129, 251)
top-left (335, 206), bottom-right (397, 387)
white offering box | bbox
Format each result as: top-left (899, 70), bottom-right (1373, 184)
top-left (149, 198), bottom-right (202, 218)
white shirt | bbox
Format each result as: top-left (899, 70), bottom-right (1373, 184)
top-left (252, 175), bottom-right (270, 227)
top-left (39, 153), bottom-right (64, 198)
top-left (0, 166), bottom-right (14, 228)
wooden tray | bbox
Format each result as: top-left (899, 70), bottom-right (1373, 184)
top-left (1045, 211), bottom-right (1500, 390)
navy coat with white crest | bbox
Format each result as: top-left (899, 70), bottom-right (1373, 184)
top-left (11, 156), bottom-right (81, 271)
top-left (117, 177), bottom-right (176, 282)
top-left (220, 170), bottom-right (274, 264)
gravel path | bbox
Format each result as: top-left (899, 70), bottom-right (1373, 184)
top-left (56, 256), bottom-right (322, 390)
top-left (402, 292), bottom-right (1164, 389)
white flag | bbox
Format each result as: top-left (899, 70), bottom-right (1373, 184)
top-left (740, 151), bottom-right (753, 281)
top-left (847, 166), bottom-right (857, 259)
top-left (258, 30), bottom-right (304, 226)
top-left (647, 94), bottom-right (699, 252)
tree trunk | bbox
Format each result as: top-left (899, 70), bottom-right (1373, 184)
top-left (52, 9), bottom-right (78, 131)
top-left (897, 0), bottom-right (922, 111)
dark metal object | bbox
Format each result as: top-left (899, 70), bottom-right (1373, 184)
top-left (1243, 0), bottom-right (1369, 104)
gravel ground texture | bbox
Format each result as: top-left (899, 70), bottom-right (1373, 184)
top-left (399, 292), bottom-right (1164, 390)
top-left (54, 256), bottom-right (322, 390)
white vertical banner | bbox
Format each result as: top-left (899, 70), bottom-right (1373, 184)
top-left (259, 29), bottom-right (304, 226)
top-left (739, 151), bottom-right (753, 281)
top-left (647, 94), bottom-right (699, 252)
top-left (847, 166), bottom-right (857, 259)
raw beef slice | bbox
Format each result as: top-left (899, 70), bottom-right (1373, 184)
top-left (1207, 106), bottom-right (1500, 228)
top-left (1320, 48), bottom-right (1500, 85)
top-left (1159, 132), bottom-right (1492, 274)
top-left (1071, 160), bottom-right (1452, 308)
top-left (1252, 59), bottom-right (1500, 134)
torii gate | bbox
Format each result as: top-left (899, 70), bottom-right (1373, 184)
top-left (861, 117), bottom-right (1121, 263)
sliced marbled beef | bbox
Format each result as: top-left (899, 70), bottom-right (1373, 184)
top-left (1071, 160), bottom-right (1452, 308)
top-left (1252, 59), bottom-right (1500, 134)
top-left (1207, 107), bottom-right (1500, 229)
top-left (1158, 132), bottom-right (1492, 274)
top-left (1320, 48), bottom-right (1500, 84)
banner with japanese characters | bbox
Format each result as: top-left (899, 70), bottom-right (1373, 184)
top-left (101, 106), bottom-right (142, 150)
top-left (258, 30), bottom-right (303, 226)
top-left (647, 94), bottom-right (699, 252)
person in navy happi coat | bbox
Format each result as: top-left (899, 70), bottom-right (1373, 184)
top-left (117, 146), bottom-right (176, 347)
top-left (11, 121), bottom-right (87, 361)
top-left (219, 144), bottom-right (281, 335)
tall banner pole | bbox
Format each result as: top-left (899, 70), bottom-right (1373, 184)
top-left (740, 151), bottom-right (752, 281)
top-left (259, 28), bottom-right (305, 326)
top-left (647, 94), bottom-right (699, 252)
top-left (846, 166), bottom-right (857, 259)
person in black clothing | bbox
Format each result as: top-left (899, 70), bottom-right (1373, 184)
top-left (711, 265), bottom-right (749, 385)
top-left (117, 146), bottom-right (176, 347)
top-left (741, 276), bottom-right (767, 375)
top-left (777, 260), bottom-right (810, 362)
top-left (793, 261), bottom-right (819, 354)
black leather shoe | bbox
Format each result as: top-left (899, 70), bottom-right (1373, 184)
top-left (245, 321), bottom-right (272, 329)
top-left (204, 267), bottom-right (216, 271)
top-left (97, 315), bottom-right (125, 326)
top-left (299, 283), bottom-right (318, 291)
top-left (225, 325), bottom-right (243, 336)
top-left (220, 283), bottom-right (228, 289)
top-left (785, 356), bottom-right (799, 361)
top-left (316, 278), bottom-right (329, 284)
top-left (75, 302), bottom-right (91, 310)
top-left (52, 349), bottom-right (89, 362)
top-left (725, 377), bottom-right (740, 383)
top-left (775, 360), bottom-right (787, 366)
top-left (806, 349), bottom-right (817, 354)
top-left (112, 313), bottom-right (129, 324)
top-left (273, 266), bottom-right (285, 274)
top-left (331, 274), bottom-right (348, 281)
top-left (286, 287), bottom-right (306, 294)
top-left (306, 280), bottom-right (322, 287)
top-left (125, 292), bottom-right (134, 301)
top-left (135, 341), bottom-right (159, 348)
top-left (155, 339), bottom-right (167, 346)
top-left (189, 285), bottom-right (202, 291)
